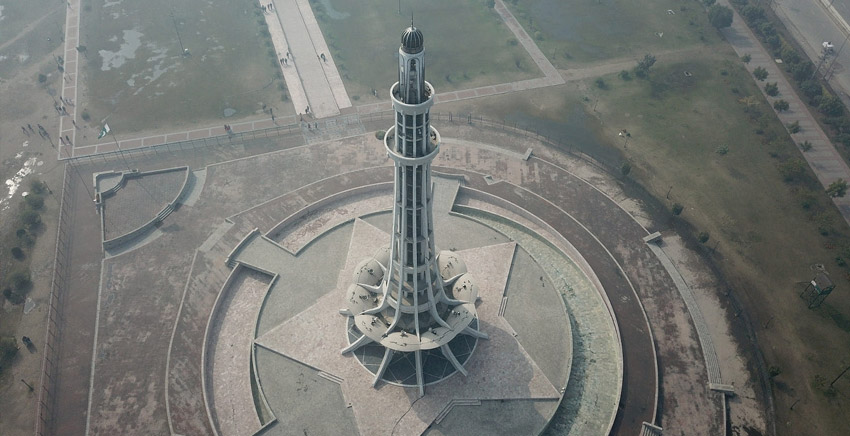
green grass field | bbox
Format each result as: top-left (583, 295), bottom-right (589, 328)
top-left (0, 0), bottom-right (58, 46)
top-left (311, 0), bottom-right (540, 104)
top-left (79, 0), bottom-right (291, 135)
top-left (504, 0), bottom-right (720, 67)
top-left (436, 35), bottom-right (850, 432)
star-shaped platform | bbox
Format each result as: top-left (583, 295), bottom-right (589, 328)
top-left (255, 219), bottom-right (560, 436)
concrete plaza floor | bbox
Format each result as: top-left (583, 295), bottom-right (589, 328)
top-left (48, 121), bottom-right (729, 435)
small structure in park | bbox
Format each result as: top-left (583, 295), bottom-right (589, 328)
top-left (800, 271), bottom-right (835, 308)
top-left (339, 23), bottom-right (488, 397)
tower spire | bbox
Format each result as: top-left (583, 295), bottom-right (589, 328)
top-left (339, 24), bottom-right (487, 398)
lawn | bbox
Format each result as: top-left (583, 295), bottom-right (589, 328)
top-left (435, 38), bottom-right (850, 435)
top-left (594, 49), bottom-right (850, 434)
top-left (0, 0), bottom-right (64, 80)
top-left (503, 0), bottom-right (721, 67)
top-left (79, 0), bottom-right (291, 136)
top-left (311, 0), bottom-right (540, 104)
top-left (0, 0), bottom-right (58, 46)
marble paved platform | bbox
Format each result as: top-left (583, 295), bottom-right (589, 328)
top-left (254, 219), bottom-right (560, 436)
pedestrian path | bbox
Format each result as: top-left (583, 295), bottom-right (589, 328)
top-left (58, 0), bottom-right (82, 159)
top-left (271, 0), bottom-right (346, 118)
top-left (718, 0), bottom-right (850, 225)
top-left (261, 1), bottom-right (309, 121)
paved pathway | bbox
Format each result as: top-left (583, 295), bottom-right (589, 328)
top-left (58, 0), bottom-right (81, 160)
top-left (719, 0), bottom-right (850, 225)
top-left (271, 0), bottom-right (347, 118)
top-left (260, 1), bottom-right (309, 120)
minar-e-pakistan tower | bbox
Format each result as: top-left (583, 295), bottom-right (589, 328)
top-left (340, 23), bottom-right (488, 397)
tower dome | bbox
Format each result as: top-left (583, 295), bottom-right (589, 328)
top-left (401, 26), bottom-right (424, 54)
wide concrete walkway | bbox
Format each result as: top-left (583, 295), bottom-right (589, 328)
top-left (719, 0), bottom-right (850, 225)
top-left (270, 0), bottom-right (350, 118)
top-left (58, 0), bottom-right (81, 159)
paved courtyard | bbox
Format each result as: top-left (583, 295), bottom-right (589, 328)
top-left (40, 119), bottom-right (735, 435)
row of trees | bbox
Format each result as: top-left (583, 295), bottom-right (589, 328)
top-left (2, 179), bottom-right (47, 306)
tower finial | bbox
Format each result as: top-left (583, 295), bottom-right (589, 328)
top-left (411, 12), bottom-right (414, 27)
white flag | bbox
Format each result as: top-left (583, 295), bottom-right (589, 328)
top-left (98, 123), bottom-right (111, 139)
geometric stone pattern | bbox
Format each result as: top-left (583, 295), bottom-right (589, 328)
top-left (255, 219), bottom-right (560, 436)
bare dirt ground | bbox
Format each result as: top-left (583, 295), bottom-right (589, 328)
top-left (0, 2), bottom-right (67, 434)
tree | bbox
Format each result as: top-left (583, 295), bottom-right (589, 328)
top-left (698, 232), bottom-right (711, 243)
top-left (703, 0), bottom-right (717, 6)
top-left (740, 5), bottom-right (765, 24)
top-left (819, 95), bottom-right (845, 117)
top-left (20, 210), bottom-right (41, 229)
top-left (25, 194), bottom-right (44, 210)
top-left (620, 161), bottom-right (632, 176)
top-left (708, 5), bottom-right (734, 29)
top-left (37, 74), bottom-right (47, 83)
top-left (764, 82), bottom-right (779, 96)
top-left (672, 203), bottom-right (684, 216)
top-left (753, 66), bottom-right (768, 81)
top-left (9, 271), bottom-right (31, 291)
top-left (0, 337), bottom-right (18, 362)
top-left (634, 54), bottom-right (656, 78)
top-left (791, 62), bottom-right (814, 83)
top-left (773, 99), bottom-right (789, 112)
top-left (827, 179), bottom-right (848, 197)
top-left (800, 80), bottom-right (822, 100)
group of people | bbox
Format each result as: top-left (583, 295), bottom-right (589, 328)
top-left (261, 2), bottom-right (274, 13)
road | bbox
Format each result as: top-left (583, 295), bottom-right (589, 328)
top-left (772, 0), bottom-right (850, 104)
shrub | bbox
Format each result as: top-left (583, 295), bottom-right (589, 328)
top-left (30, 179), bottom-right (46, 195)
top-left (781, 45), bottom-right (801, 65)
top-left (791, 62), bottom-right (813, 83)
top-left (742, 54), bottom-right (751, 63)
top-left (25, 194), bottom-right (44, 210)
top-left (764, 82), bottom-right (779, 96)
top-left (37, 73), bottom-right (47, 83)
top-left (787, 120), bottom-right (801, 133)
top-left (716, 144), bottom-right (729, 155)
top-left (827, 179), bottom-right (848, 197)
top-left (773, 99), bottom-right (789, 112)
top-left (800, 141), bottom-right (813, 151)
top-left (81, 111), bottom-right (91, 122)
top-left (21, 210), bottom-right (41, 229)
top-left (0, 337), bottom-right (18, 362)
top-left (672, 203), bottom-right (684, 216)
top-left (620, 162), bottom-right (632, 176)
top-left (740, 5), bottom-right (765, 24)
top-left (708, 5), bottom-right (734, 29)
top-left (819, 95), bottom-right (844, 117)
top-left (2, 288), bottom-right (25, 305)
top-left (375, 130), bottom-right (386, 140)
top-left (11, 247), bottom-right (24, 260)
top-left (698, 232), bottom-right (711, 243)
top-left (778, 158), bottom-right (806, 182)
top-left (507, 38), bottom-right (518, 46)
top-left (753, 66), bottom-right (768, 81)
top-left (768, 365), bottom-right (782, 378)
top-left (634, 54), bottom-right (656, 78)
top-left (703, 0), bottom-right (717, 6)
top-left (9, 271), bottom-right (32, 291)
top-left (800, 80), bottom-right (822, 100)
top-left (619, 70), bottom-right (631, 80)
top-left (595, 78), bottom-right (607, 89)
